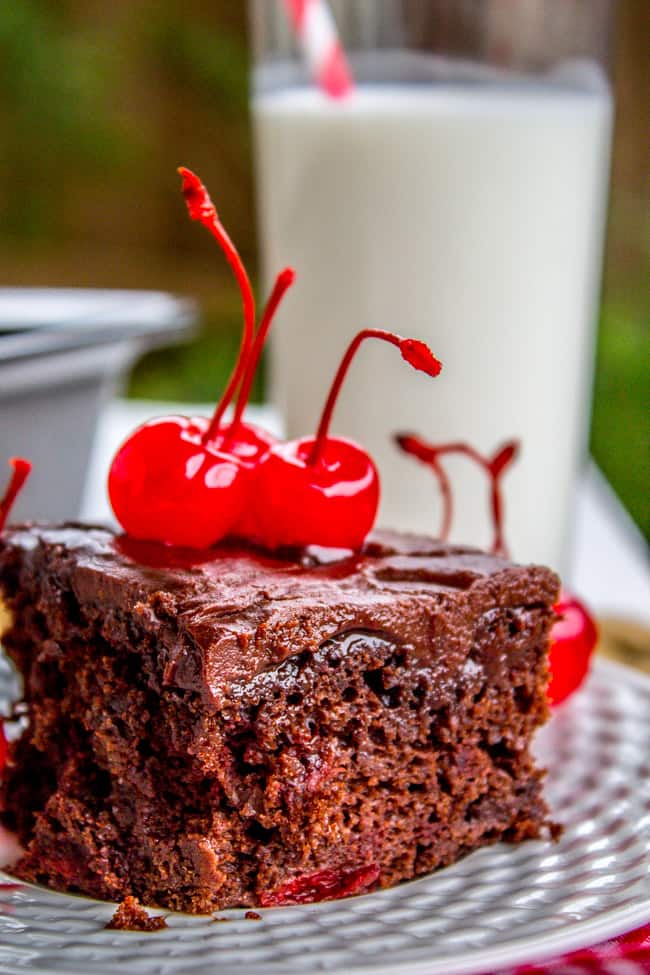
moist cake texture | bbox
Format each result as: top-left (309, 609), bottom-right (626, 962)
top-left (0, 523), bottom-right (559, 912)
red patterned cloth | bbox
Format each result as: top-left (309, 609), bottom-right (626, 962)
top-left (491, 923), bottom-right (650, 973)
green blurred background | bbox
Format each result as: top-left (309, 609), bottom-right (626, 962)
top-left (0, 1), bottom-right (647, 540)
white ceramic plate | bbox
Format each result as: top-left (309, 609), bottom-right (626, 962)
top-left (0, 656), bottom-right (648, 975)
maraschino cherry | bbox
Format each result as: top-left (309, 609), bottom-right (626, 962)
top-left (108, 169), bottom-right (294, 548)
top-left (396, 432), bottom-right (598, 705)
top-left (252, 330), bottom-right (442, 550)
top-left (108, 416), bottom-right (247, 548)
top-left (547, 591), bottom-right (598, 705)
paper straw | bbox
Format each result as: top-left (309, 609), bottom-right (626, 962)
top-left (283, 0), bottom-right (354, 98)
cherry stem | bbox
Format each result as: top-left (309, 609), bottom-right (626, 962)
top-left (224, 267), bottom-right (296, 448)
top-left (433, 457), bottom-right (453, 540)
top-left (395, 435), bottom-right (453, 540)
top-left (178, 167), bottom-right (256, 443)
top-left (491, 478), bottom-right (507, 558)
top-left (309, 329), bottom-right (441, 466)
top-left (0, 458), bottom-right (31, 532)
top-left (395, 435), bottom-right (519, 557)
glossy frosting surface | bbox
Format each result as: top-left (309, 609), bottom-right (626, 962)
top-left (0, 523), bottom-right (559, 698)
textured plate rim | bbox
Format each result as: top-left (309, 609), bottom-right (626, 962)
top-left (0, 657), bottom-right (648, 975)
top-left (0, 873), bottom-right (648, 975)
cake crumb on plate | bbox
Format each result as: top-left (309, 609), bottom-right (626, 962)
top-left (105, 896), bottom-right (167, 931)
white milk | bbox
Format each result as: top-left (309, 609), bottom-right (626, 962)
top-left (253, 76), bottom-right (612, 570)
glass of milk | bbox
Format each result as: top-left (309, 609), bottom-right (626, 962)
top-left (249, 0), bottom-right (615, 570)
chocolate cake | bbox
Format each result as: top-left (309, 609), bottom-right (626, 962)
top-left (0, 523), bottom-right (559, 912)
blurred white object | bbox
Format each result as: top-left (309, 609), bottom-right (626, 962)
top-left (250, 1), bottom-right (615, 573)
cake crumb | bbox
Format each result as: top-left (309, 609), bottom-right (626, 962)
top-left (245, 910), bottom-right (262, 920)
top-left (211, 916), bottom-right (230, 923)
top-left (105, 896), bottom-right (167, 931)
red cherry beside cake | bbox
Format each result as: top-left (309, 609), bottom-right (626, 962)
top-left (547, 590), bottom-right (598, 705)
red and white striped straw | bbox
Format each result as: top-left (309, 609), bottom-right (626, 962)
top-left (283, 0), bottom-right (354, 99)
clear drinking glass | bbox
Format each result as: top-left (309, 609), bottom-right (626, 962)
top-left (249, 0), bottom-right (615, 570)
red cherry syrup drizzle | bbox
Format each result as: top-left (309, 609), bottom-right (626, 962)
top-left (252, 330), bottom-right (442, 550)
top-left (395, 432), bottom-right (597, 704)
top-left (0, 457), bottom-right (31, 773)
top-left (547, 590), bottom-right (598, 705)
top-left (395, 435), bottom-right (517, 556)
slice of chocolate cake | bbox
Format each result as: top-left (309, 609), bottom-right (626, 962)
top-left (0, 523), bottom-right (559, 912)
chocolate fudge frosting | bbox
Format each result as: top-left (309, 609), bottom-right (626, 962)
top-left (0, 523), bottom-right (558, 702)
